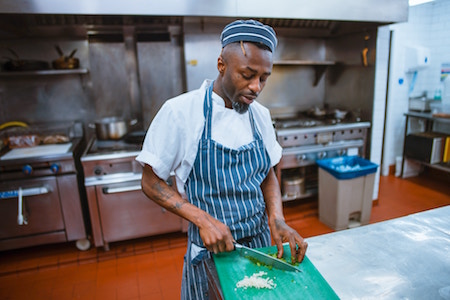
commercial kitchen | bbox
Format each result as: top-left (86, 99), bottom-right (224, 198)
top-left (1, 0), bottom-right (450, 299)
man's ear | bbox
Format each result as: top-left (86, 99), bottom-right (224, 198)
top-left (217, 55), bottom-right (225, 74)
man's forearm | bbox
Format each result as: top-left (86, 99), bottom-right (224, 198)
top-left (261, 168), bottom-right (285, 222)
top-left (141, 164), bottom-right (211, 228)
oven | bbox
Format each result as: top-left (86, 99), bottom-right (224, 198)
top-left (81, 136), bottom-right (184, 250)
top-left (0, 122), bottom-right (89, 251)
top-left (273, 114), bottom-right (370, 201)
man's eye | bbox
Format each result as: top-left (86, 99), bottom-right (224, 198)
top-left (242, 73), bottom-right (253, 80)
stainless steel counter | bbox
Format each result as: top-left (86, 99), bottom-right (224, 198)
top-left (306, 206), bottom-right (450, 300)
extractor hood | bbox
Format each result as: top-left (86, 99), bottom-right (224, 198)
top-left (0, 0), bottom-right (408, 23)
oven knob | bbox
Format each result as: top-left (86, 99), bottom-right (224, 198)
top-left (94, 167), bottom-right (103, 176)
top-left (338, 149), bottom-right (347, 156)
top-left (318, 152), bottom-right (327, 159)
top-left (296, 154), bottom-right (307, 162)
top-left (22, 164), bottom-right (33, 175)
top-left (50, 163), bottom-right (61, 174)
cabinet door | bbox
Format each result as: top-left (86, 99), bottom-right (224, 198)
top-left (95, 181), bottom-right (182, 243)
top-left (0, 177), bottom-right (64, 239)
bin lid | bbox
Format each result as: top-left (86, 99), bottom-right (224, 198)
top-left (316, 156), bottom-right (378, 179)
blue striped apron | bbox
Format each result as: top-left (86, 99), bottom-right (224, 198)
top-left (180, 82), bottom-right (272, 300)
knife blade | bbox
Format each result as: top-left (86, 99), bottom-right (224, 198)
top-left (234, 243), bottom-right (300, 272)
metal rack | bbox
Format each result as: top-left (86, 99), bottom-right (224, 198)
top-left (401, 112), bottom-right (450, 177)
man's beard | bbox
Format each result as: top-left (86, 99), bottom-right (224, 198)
top-left (232, 100), bottom-right (249, 114)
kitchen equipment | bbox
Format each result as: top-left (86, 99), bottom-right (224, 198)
top-left (123, 130), bottom-right (146, 144)
top-left (234, 243), bottom-right (300, 272)
top-left (52, 45), bottom-right (80, 69)
top-left (308, 106), bottom-right (326, 118)
top-left (273, 113), bottom-right (370, 201)
top-left (0, 121), bottom-right (88, 251)
top-left (404, 132), bottom-right (448, 164)
top-left (81, 136), bottom-right (184, 250)
top-left (2, 48), bottom-right (49, 71)
top-left (210, 243), bottom-right (339, 300)
top-left (409, 95), bottom-right (432, 112)
top-left (92, 117), bottom-right (137, 140)
top-left (282, 176), bottom-right (305, 199)
top-left (333, 109), bottom-right (348, 120)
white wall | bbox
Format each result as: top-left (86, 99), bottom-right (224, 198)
top-left (373, 0), bottom-right (450, 183)
top-left (370, 27), bottom-right (391, 199)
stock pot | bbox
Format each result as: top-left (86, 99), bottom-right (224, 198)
top-left (93, 117), bottom-right (137, 140)
top-left (282, 177), bottom-right (305, 198)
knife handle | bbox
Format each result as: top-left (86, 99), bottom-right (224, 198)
top-left (234, 242), bottom-right (244, 251)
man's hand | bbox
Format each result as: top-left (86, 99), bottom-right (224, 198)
top-left (197, 213), bottom-right (235, 254)
top-left (142, 165), bottom-right (234, 254)
top-left (270, 218), bottom-right (308, 264)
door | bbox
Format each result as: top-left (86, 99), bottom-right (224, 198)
top-left (0, 177), bottom-right (64, 239)
top-left (95, 180), bottom-right (182, 243)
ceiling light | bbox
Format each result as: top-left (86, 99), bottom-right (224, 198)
top-left (409, 0), bottom-right (434, 6)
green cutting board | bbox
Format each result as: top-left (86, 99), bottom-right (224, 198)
top-left (213, 244), bottom-right (339, 300)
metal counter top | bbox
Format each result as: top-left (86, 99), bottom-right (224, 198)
top-left (306, 206), bottom-right (450, 300)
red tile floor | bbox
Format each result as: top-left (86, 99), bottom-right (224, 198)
top-left (0, 171), bottom-right (449, 299)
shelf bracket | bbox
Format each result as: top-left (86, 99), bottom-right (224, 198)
top-left (313, 65), bottom-right (328, 86)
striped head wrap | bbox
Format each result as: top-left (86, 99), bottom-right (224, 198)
top-left (220, 19), bottom-right (278, 53)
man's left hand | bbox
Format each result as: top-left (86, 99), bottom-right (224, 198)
top-left (269, 219), bottom-right (308, 264)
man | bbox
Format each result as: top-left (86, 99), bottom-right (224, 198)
top-left (136, 19), bottom-right (308, 299)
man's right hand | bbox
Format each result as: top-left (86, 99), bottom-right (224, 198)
top-left (141, 165), bottom-right (235, 254)
top-left (198, 214), bottom-right (235, 254)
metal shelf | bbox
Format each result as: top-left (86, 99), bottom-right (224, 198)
top-left (404, 157), bottom-right (450, 173)
top-left (401, 112), bottom-right (450, 177)
top-left (273, 60), bottom-right (336, 86)
top-left (282, 188), bottom-right (317, 202)
top-left (273, 60), bottom-right (335, 66)
top-left (0, 68), bottom-right (89, 77)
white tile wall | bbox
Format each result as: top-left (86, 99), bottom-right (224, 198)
top-left (372, 0), bottom-right (450, 198)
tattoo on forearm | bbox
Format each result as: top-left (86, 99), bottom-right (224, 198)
top-left (174, 202), bottom-right (186, 210)
top-left (152, 181), bottom-right (174, 202)
top-left (151, 181), bottom-right (187, 211)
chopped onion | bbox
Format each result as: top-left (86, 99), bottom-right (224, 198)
top-left (235, 271), bottom-right (276, 290)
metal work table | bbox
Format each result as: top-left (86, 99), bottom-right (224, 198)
top-left (306, 206), bottom-right (450, 300)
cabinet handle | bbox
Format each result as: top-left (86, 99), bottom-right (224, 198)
top-left (0, 187), bottom-right (49, 199)
top-left (102, 184), bottom-right (142, 194)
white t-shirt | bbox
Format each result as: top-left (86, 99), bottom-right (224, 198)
top-left (136, 79), bottom-right (282, 194)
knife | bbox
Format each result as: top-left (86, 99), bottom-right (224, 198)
top-left (234, 243), bottom-right (300, 272)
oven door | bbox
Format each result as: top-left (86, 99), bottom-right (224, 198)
top-left (94, 180), bottom-right (182, 245)
top-left (0, 177), bottom-right (64, 239)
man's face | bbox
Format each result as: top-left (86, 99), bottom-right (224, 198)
top-left (218, 43), bottom-right (273, 114)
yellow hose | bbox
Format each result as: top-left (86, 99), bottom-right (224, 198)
top-left (0, 121), bottom-right (28, 131)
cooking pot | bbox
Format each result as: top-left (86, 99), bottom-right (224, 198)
top-left (3, 59), bottom-right (49, 71)
top-left (93, 117), bottom-right (137, 140)
top-left (52, 46), bottom-right (79, 70)
top-left (282, 177), bottom-right (305, 198)
top-left (333, 109), bottom-right (348, 120)
top-left (2, 48), bottom-right (49, 71)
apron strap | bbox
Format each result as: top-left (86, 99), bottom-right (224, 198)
top-left (202, 81), bottom-right (214, 139)
top-left (202, 81), bottom-right (263, 142)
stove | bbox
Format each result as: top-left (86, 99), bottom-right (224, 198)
top-left (80, 133), bottom-right (184, 250)
top-left (272, 115), bottom-right (371, 202)
top-left (0, 121), bottom-right (89, 251)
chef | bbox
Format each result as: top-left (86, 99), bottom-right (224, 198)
top-left (136, 19), bottom-right (308, 299)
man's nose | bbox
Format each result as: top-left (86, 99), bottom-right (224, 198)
top-left (248, 78), bottom-right (262, 95)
